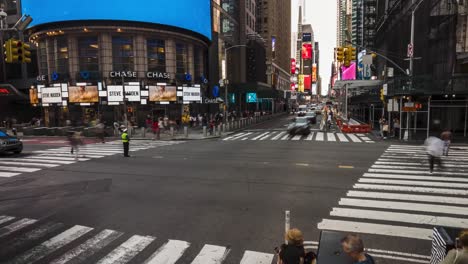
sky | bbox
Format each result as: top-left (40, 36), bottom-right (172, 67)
top-left (291, 0), bottom-right (337, 96)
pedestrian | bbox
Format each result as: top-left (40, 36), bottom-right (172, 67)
top-left (393, 118), bottom-right (400, 138)
top-left (425, 136), bottom-right (444, 174)
top-left (341, 234), bottom-right (375, 264)
top-left (121, 128), bottom-right (130, 157)
top-left (440, 128), bottom-right (453, 156)
top-left (440, 230), bottom-right (468, 264)
top-left (276, 228), bottom-right (306, 264)
top-left (163, 115), bottom-right (169, 131)
top-left (96, 120), bottom-right (105, 143)
top-left (145, 115), bottom-right (153, 136)
top-left (69, 131), bottom-right (83, 161)
top-left (152, 118), bottom-right (160, 140)
top-left (382, 120), bottom-right (389, 139)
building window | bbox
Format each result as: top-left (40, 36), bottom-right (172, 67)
top-left (176, 43), bottom-right (188, 74)
top-left (48, 36), bottom-right (69, 75)
top-left (112, 36), bottom-right (134, 71)
top-left (147, 39), bottom-right (166, 72)
top-left (78, 36), bottom-right (99, 73)
top-left (194, 46), bottom-right (203, 78)
top-left (38, 41), bottom-right (48, 76)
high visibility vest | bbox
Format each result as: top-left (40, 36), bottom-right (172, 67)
top-left (121, 132), bottom-right (129, 143)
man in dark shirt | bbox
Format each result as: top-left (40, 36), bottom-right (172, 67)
top-left (341, 234), bottom-right (375, 264)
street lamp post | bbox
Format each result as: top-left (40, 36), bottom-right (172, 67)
top-left (224, 44), bottom-right (247, 120)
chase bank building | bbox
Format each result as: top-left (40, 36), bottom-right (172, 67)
top-left (22, 0), bottom-right (211, 125)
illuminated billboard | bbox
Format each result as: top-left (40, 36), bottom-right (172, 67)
top-left (68, 86), bottom-right (99, 103)
top-left (304, 75), bottom-right (311, 90)
top-left (302, 44), bottom-right (312, 59)
top-left (149, 85), bottom-right (177, 102)
top-left (22, 0), bottom-right (212, 39)
top-left (29, 89), bottom-right (39, 104)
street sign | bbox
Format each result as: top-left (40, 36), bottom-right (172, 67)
top-left (407, 43), bottom-right (414, 58)
top-left (383, 84), bottom-right (388, 95)
top-left (387, 99), bottom-right (399, 112)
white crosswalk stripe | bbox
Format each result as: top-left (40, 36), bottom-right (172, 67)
top-left (0, 140), bottom-right (185, 178)
top-left (319, 144), bottom-right (468, 244)
top-left (222, 131), bottom-right (374, 143)
top-left (0, 215), bottom-right (274, 264)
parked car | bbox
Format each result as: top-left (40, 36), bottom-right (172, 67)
top-left (0, 130), bottom-right (23, 154)
top-left (305, 112), bottom-right (317, 124)
top-left (287, 117), bottom-right (311, 135)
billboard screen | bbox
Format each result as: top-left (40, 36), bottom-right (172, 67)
top-left (29, 89), bottom-right (39, 104)
top-left (149, 85), bottom-right (177, 102)
top-left (246, 93), bottom-right (257, 103)
top-left (183, 87), bottom-right (201, 101)
top-left (312, 63), bottom-right (317, 82)
top-left (302, 44), bottom-right (312, 59)
top-left (41, 87), bottom-right (62, 104)
top-left (302, 33), bottom-right (312, 42)
top-left (22, 0), bottom-right (212, 39)
top-left (68, 85), bottom-right (99, 103)
top-left (342, 62), bottom-right (357, 80)
top-left (290, 58), bottom-right (296, 74)
top-left (304, 75), bottom-right (311, 90)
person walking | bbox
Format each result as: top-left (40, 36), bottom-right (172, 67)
top-left (425, 136), bottom-right (444, 174)
top-left (121, 128), bottom-right (130, 157)
top-left (341, 234), bottom-right (375, 264)
top-left (382, 120), bottom-right (389, 139)
top-left (277, 228), bottom-right (306, 264)
top-left (393, 118), bottom-right (400, 138)
top-left (378, 117), bottom-right (386, 138)
top-left (69, 131), bottom-right (83, 161)
top-left (440, 128), bottom-right (453, 156)
top-left (440, 230), bottom-right (468, 264)
top-left (96, 121), bottom-right (105, 143)
top-left (152, 118), bottom-right (160, 140)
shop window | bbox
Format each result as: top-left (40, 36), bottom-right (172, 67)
top-left (147, 39), bottom-right (166, 72)
top-left (78, 36), bottom-right (99, 73)
top-left (112, 36), bottom-right (134, 71)
top-left (176, 43), bottom-right (188, 74)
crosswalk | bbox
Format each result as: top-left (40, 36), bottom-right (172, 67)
top-left (318, 144), bottom-right (468, 242)
top-left (0, 140), bottom-right (184, 178)
top-left (223, 131), bottom-right (374, 143)
top-left (0, 215), bottom-right (274, 264)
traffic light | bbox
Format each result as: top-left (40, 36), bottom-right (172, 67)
top-left (3, 39), bottom-right (23, 63)
top-left (348, 46), bottom-right (357, 61)
top-left (380, 88), bottom-right (385, 102)
top-left (21, 42), bottom-right (31, 63)
top-left (336, 47), bottom-right (344, 63)
top-left (344, 47), bottom-right (351, 67)
top-left (3, 39), bottom-right (11, 63)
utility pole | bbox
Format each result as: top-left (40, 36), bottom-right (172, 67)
top-left (224, 44), bottom-right (247, 120)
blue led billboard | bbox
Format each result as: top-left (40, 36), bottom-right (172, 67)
top-left (22, 0), bottom-right (212, 40)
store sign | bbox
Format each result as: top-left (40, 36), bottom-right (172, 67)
top-left (41, 87), bottom-right (62, 103)
top-left (182, 87), bottom-right (201, 101)
top-left (146, 71), bottom-right (171, 79)
top-left (124, 85), bottom-right (141, 101)
top-left (109, 71), bottom-right (137, 78)
top-left (107, 85), bottom-right (124, 102)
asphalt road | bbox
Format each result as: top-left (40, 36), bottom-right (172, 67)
top-left (0, 115), bottom-right (438, 264)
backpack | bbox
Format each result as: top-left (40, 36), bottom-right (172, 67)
top-left (304, 251), bottom-right (317, 264)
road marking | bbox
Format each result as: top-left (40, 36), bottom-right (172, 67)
top-left (347, 190), bottom-right (468, 205)
top-left (316, 132), bottom-right (324, 141)
top-left (330, 207), bottom-right (468, 229)
top-left (363, 173), bottom-right (468, 183)
top-left (371, 164), bottom-right (466, 172)
top-left (251, 132), bottom-right (270, 140)
top-left (347, 134), bottom-right (362, 143)
top-left (354, 183), bottom-right (468, 195)
top-left (0, 161), bottom-right (59, 168)
top-left (239, 133), bottom-right (254, 140)
top-left (292, 135), bottom-right (302, 141)
top-left (0, 158), bottom-right (75, 165)
top-left (339, 165), bottom-right (354, 169)
top-left (359, 178), bottom-right (468, 188)
top-left (296, 163), bottom-right (309, 167)
top-left (339, 198), bottom-right (468, 216)
top-left (306, 133), bottom-right (315, 141)
top-left (281, 134), bottom-right (291, 140)
top-left (336, 133), bottom-right (349, 142)
top-left (0, 166), bottom-right (40, 173)
top-left (0, 215), bottom-right (15, 225)
top-left (3, 222), bottom-right (65, 254)
top-left (223, 133), bottom-right (246, 141)
top-left (360, 136), bottom-right (372, 141)
top-left (26, 155), bottom-right (93, 161)
top-left (35, 150), bottom-right (116, 156)
top-left (327, 133), bottom-right (336, 141)
top-left (370, 253), bottom-right (427, 263)
top-left (0, 172), bottom-right (20, 177)
top-left (271, 132), bottom-right (286, 140)
top-left (318, 219), bottom-right (432, 240)
top-left (143, 240), bottom-right (191, 264)
top-left (12, 225), bottom-right (93, 264)
top-left (375, 160), bottom-right (468, 168)
top-left (97, 235), bottom-right (155, 264)
top-left (51, 229), bottom-right (123, 264)
top-left (368, 168), bottom-right (467, 176)
top-left (191, 244), bottom-right (230, 264)
top-left (260, 132), bottom-right (275, 140)
top-left (239, 250), bottom-right (274, 264)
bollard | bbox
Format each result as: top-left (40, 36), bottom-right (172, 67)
top-left (218, 125), bottom-right (222, 136)
top-left (222, 124), bottom-right (226, 133)
top-left (142, 127), bottom-right (146, 138)
top-left (184, 126), bottom-right (188, 138)
top-left (170, 127), bottom-right (174, 137)
top-left (227, 122), bottom-right (230, 131)
top-left (285, 210), bottom-right (290, 244)
top-left (203, 126), bottom-right (207, 137)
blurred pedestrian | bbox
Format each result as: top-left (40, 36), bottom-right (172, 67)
top-left (440, 128), bottom-right (453, 156)
top-left (440, 230), bottom-right (468, 264)
top-left (96, 120), bottom-right (105, 143)
top-left (378, 117), bottom-right (386, 138)
top-left (382, 120), bottom-right (389, 139)
top-left (425, 136), bottom-right (444, 174)
top-left (152, 118), bottom-right (160, 140)
top-left (341, 234), bottom-right (375, 264)
top-left (68, 131), bottom-right (83, 161)
top-left (393, 118), bottom-right (400, 138)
